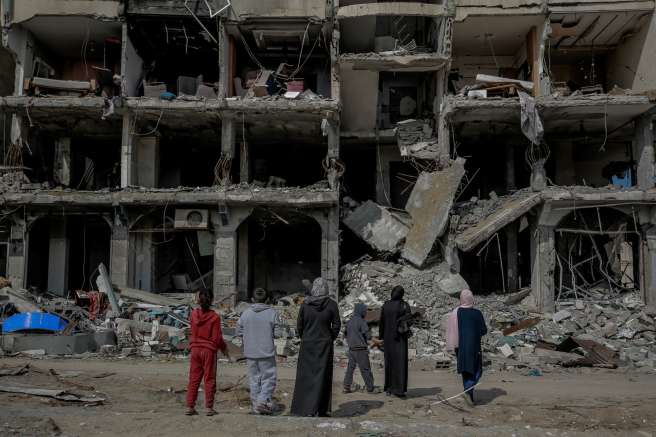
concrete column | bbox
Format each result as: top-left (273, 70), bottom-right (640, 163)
top-left (505, 222), bottom-right (519, 293)
top-left (7, 219), bottom-right (26, 288)
top-left (135, 136), bottom-right (160, 188)
top-left (217, 20), bottom-right (229, 99)
top-left (54, 137), bottom-right (71, 187)
top-left (132, 231), bottom-right (154, 291)
top-left (375, 145), bottom-right (398, 207)
top-left (530, 224), bottom-right (555, 312)
top-left (237, 223), bottom-right (249, 301)
top-left (221, 117), bottom-right (236, 158)
top-left (308, 208), bottom-right (340, 299)
top-left (110, 214), bottom-right (129, 289)
top-left (635, 114), bottom-right (655, 190)
top-left (239, 140), bottom-right (250, 183)
top-left (47, 217), bottom-right (69, 296)
top-left (644, 226), bottom-right (656, 305)
top-left (212, 207), bottom-right (252, 305)
top-left (505, 143), bottom-right (518, 292)
top-left (120, 113), bottom-right (134, 188)
top-left (326, 119), bottom-right (340, 159)
top-left (330, 27), bottom-right (340, 100)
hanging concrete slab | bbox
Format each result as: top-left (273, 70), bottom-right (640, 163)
top-left (401, 158), bottom-right (466, 267)
top-left (456, 193), bottom-right (542, 252)
top-left (343, 200), bottom-right (411, 253)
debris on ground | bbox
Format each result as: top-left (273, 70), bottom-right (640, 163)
top-left (338, 258), bottom-right (656, 371)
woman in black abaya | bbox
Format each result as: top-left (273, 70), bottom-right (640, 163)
top-left (380, 285), bottom-right (412, 398)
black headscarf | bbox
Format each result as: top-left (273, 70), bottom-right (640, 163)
top-left (391, 285), bottom-right (405, 301)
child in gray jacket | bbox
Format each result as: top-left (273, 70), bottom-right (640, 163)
top-left (237, 288), bottom-right (282, 414)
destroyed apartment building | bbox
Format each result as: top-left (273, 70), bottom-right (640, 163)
top-left (0, 0), bottom-right (655, 323)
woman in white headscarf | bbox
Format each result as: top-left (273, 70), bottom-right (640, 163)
top-left (446, 289), bottom-right (487, 405)
top-left (290, 278), bottom-right (341, 416)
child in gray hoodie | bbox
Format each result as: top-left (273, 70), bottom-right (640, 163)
top-left (237, 288), bottom-right (282, 414)
top-left (343, 302), bottom-right (380, 393)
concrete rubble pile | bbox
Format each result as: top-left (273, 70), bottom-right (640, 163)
top-left (338, 260), bottom-right (656, 371)
top-left (0, 269), bottom-right (194, 358)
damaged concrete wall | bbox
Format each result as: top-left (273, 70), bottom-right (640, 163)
top-left (340, 64), bottom-right (378, 132)
top-left (123, 32), bottom-right (143, 98)
top-left (229, 0), bottom-right (326, 20)
top-left (9, 0), bottom-right (121, 24)
top-left (607, 12), bottom-right (656, 92)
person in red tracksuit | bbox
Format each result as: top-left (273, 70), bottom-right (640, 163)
top-left (186, 288), bottom-right (229, 416)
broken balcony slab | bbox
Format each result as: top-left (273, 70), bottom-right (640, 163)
top-left (542, 186), bottom-right (656, 203)
top-left (343, 200), bottom-right (411, 253)
top-left (0, 188), bottom-right (339, 208)
top-left (125, 97), bottom-right (340, 122)
top-left (0, 96), bottom-right (340, 123)
top-left (456, 192), bottom-right (542, 252)
top-left (454, 0), bottom-right (544, 20)
top-left (444, 94), bottom-right (655, 136)
top-left (337, 2), bottom-right (448, 18)
top-left (339, 53), bottom-right (449, 72)
top-left (547, 0), bottom-right (655, 14)
top-left (10, 0), bottom-right (122, 23)
top-left (402, 158), bottom-right (466, 267)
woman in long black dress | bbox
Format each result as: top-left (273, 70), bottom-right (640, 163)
top-left (380, 285), bottom-right (412, 398)
top-left (290, 278), bottom-right (341, 416)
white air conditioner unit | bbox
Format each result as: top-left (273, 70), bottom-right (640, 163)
top-left (174, 209), bottom-right (209, 229)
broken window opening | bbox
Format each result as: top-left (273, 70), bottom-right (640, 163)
top-left (548, 11), bottom-right (652, 94)
top-left (238, 210), bottom-right (322, 302)
top-left (554, 208), bottom-right (641, 303)
top-left (19, 17), bottom-right (122, 97)
top-left (245, 141), bottom-right (329, 189)
top-left (552, 139), bottom-right (635, 187)
top-left (20, 131), bottom-right (121, 191)
top-left (379, 72), bottom-right (436, 129)
top-left (450, 15), bottom-right (543, 97)
top-left (458, 224), bottom-right (531, 295)
top-left (230, 23), bottom-right (332, 98)
top-left (154, 129), bottom-right (222, 189)
top-left (129, 208), bottom-right (213, 293)
top-left (127, 17), bottom-right (220, 98)
top-left (26, 215), bottom-right (111, 297)
top-left (340, 15), bottom-right (442, 54)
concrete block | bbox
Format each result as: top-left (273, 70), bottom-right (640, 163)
top-left (498, 344), bottom-right (514, 358)
top-left (343, 200), bottom-right (410, 253)
top-left (552, 310), bottom-right (572, 323)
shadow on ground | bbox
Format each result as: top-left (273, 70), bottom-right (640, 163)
top-left (332, 400), bottom-right (384, 417)
top-left (406, 387), bottom-right (442, 399)
top-left (475, 388), bottom-right (507, 405)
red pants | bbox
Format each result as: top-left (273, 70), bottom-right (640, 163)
top-left (186, 348), bottom-right (217, 409)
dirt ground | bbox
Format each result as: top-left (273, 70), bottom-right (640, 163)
top-left (0, 356), bottom-right (654, 437)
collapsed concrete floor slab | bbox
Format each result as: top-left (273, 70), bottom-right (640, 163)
top-left (402, 158), bottom-right (466, 267)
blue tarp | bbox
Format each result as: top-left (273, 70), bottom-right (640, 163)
top-left (2, 312), bottom-right (68, 333)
